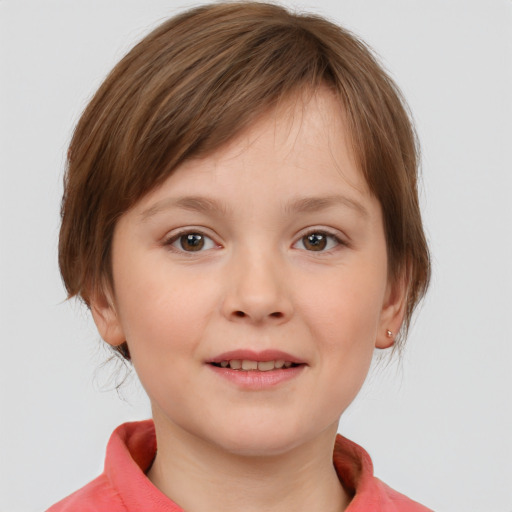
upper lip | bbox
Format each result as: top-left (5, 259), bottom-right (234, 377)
top-left (207, 349), bottom-right (306, 365)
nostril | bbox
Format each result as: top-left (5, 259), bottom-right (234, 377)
top-left (231, 310), bottom-right (285, 320)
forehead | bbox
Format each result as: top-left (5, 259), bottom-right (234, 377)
top-left (134, 88), bottom-right (371, 216)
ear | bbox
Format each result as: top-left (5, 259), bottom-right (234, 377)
top-left (376, 270), bottom-right (408, 349)
top-left (89, 285), bottom-right (126, 348)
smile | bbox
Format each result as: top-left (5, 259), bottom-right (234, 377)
top-left (207, 350), bottom-right (306, 388)
top-left (211, 360), bottom-right (300, 371)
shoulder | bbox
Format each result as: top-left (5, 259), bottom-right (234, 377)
top-left (333, 435), bottom-right (433, 512)
top-left (372, 478), bottom-right (433, 512)
top-left (46, 474), bottom-right (126, 512)
top-left (46, 420), bottom-right (157, 512)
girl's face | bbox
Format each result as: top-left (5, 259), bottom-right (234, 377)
top-left (92, 89), bottom-right (404, 456)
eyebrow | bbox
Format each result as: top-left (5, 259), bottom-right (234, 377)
top-left (284, 195), bottom-right (369, 218)
top-left (140, 194), bottom-right (368, 220)
top-left (140, 196), bottom-right (231, 221)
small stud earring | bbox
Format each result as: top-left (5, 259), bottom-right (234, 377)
top-left (386, 329), bottom-right (393, 338)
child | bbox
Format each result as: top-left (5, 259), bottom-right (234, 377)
top-left (50, 2), bottom-right (431, 510)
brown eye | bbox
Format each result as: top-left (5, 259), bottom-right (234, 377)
top-left (168, 232), bottom-right (217, 252)
top-left (294, 231), bottom-right (342, 252)
top-left (179, 233), bottom-right (205, 251)
top-left (302, 233), bottom-right (327, 251)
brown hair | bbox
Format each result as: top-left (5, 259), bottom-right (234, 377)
top-left (59, 1), bottom-right (430, 357)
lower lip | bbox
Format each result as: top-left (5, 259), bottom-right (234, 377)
top-left (207, 364), bottom-right (305, 389)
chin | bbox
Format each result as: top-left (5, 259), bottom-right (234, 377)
top-left (218, 436), bottom-right (300, 458)
top-left (202, 419), bottom-right (321, 458)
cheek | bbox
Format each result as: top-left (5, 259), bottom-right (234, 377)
top-left (285, 282), bottom-right (380, 428)
top-left (112, 252), bottom-right (219, 359)
top-left (297, 264), bottom-right (386, 353)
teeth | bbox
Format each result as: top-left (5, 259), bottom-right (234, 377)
top-left (257, 361), bottom-right (275, 372)
top-left (242, 360), bottom-right (258, 370)
top-left (216, 359), bottom-right (297, 371)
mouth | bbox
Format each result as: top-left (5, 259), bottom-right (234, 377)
top-left (207, 349), bottom-right (306, 372)
top-left (206, 350), bottom-right (306, 388)
top-left (210, 359), bottom-right (302, 371)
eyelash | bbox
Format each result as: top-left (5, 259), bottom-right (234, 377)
top-left (163, 229), bottom-right (218, 254)
top-left (163, 229), bottom-right (346, 254)
top-left (294, 231), bottom-right (345, 252)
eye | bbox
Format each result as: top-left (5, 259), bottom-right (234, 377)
top-left (166, 231), bottom-right (217, 252)
top-left (294, 231), bottom-right (343, 252)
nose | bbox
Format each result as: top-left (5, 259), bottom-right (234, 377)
top-left (221, 247), bottom-right (293, 325)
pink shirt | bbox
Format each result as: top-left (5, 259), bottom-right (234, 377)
top-left (47, 420), bottom-right (432, 511)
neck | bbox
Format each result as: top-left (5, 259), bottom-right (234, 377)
top-left (147, 414), bottom-right (350, 512)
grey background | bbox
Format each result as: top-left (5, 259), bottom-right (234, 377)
top-left (1, 1), bottom-right (511, 511)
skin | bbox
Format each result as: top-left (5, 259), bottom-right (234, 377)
top-left (91, 88), bottom-right (406, 512)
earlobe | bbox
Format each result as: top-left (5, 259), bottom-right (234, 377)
top-left (89, 289), bottom-right (126, 347)
top-left (375, 273), bottom-right (408, 349)
top-left (376, 328), bottom-right (396, 350)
